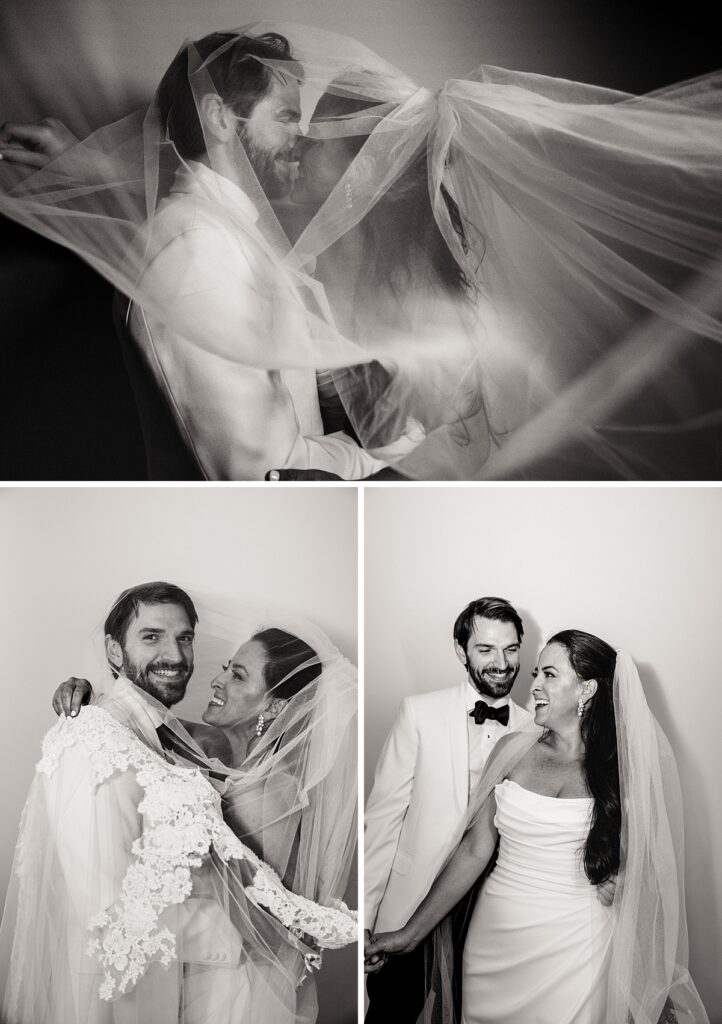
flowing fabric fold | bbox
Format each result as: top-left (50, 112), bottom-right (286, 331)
top-left (1, 23), bottom-right (720, 477)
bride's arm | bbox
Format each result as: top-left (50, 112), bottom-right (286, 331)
top-left (365, 790), bottom-right (498, 960)
top-left (0, 118), bottom-right (79, 169)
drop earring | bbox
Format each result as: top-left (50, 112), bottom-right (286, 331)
top-left (255, 712), bottom-right (265, 737)
top-left (344, 181), bottom-right (353, 210)
top-left (577, 697), bottom-right (585, 717)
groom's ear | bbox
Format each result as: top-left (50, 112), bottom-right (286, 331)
top-left (105, 634), bottom-right (124, 670)
top-left (454, 640), bottom-right (468, 670)
top-left (199, 93), bottom-right (237, 144)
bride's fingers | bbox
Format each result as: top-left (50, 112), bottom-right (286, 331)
top-left (0, 147), bottom-right (48, 168)
top-left (0, 118), bottom-right (79, 168)
top-left (367, 933), bottom-right (398, 956)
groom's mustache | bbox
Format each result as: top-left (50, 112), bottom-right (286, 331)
top-left (146, 659), bottom-right (190, 672)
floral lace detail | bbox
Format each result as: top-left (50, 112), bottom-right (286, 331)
top-left (38, 705), bottom-right (356, 1001)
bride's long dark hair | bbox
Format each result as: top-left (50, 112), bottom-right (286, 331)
top-left (312, 90), bottom-right (477, 302)
top-left (547, 629), bottom-right (620, 885)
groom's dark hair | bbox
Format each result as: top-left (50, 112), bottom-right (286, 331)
top-left (105, 581), bottom-right (199, 644)
top-left (157, 31), bottom-right (298, 160)
top-left (453, 597), bottom-right (524, 649)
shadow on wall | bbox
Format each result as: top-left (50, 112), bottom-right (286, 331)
top-left (515, 606), bottom-right (543, 710)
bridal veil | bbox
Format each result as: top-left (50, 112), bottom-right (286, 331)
top-left (0, 589), bottom-right (357, 1024)
top-left (0, 22), bottom-right (720, 478)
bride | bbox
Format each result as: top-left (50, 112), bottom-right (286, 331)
top-left (365, 631), bottom-right (708, 1023)
top-left (1, 23), bottom-right (720, 479)
top-left (0, 583), bottom-right (357, 1024)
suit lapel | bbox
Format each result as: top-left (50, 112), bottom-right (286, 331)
top-left (448, 681), bottom-right (470, 812)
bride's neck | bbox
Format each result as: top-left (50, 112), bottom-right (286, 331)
top-left (542, 723), bottom-right (585, 760)
top-left (220, 722), bottom-right (257, 769)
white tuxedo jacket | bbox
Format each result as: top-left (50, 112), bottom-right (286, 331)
top-left (365, 682), bottom-right (531, 932)
top-left (132, 161), bottom-right (386, 481)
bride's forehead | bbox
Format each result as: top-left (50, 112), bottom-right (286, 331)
top-left (230, 638), bottom-right (267, 665)
top-left (536, 643), bottom-right (571, 670)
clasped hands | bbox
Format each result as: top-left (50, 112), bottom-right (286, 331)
top-left (363, 926), bottom-right (417, 974)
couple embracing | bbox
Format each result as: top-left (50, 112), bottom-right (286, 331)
top-left (3, 23), bottom-right (721, 480)
top-left (0, 581), bottom-right (357, 1024)
top-left (365, 597), bottom-right (708, 1023)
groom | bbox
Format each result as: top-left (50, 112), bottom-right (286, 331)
top-left (0, 32), bottom-right (389, 480)
top-left (39, 580), bottom-right (243, 1021)
top-left (364, 596), bottom-right (532, 1023)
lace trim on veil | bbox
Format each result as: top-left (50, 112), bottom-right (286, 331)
top-left (36, 706), bottom-right (357, 1001)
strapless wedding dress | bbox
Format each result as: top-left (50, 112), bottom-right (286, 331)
top-left (461, 779), bottom-right (613, 1024)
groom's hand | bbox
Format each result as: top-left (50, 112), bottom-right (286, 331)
top-left (52, 677), bottom-right (92, 718)
top-left (364, 929), bottom-right (387, 974)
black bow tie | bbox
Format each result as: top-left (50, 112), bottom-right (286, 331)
top-left (469, 700), bottom-right (509, 727)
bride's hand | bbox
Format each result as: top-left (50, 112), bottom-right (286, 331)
top-left (0, 118), bottom-right (79, 168)
top-left (52, 677), bottom-right (93, 718)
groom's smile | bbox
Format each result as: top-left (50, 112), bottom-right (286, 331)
top-left (455, 616), bottom-right (521, 700)
top-left (107, 600), bottom-right (196, 707)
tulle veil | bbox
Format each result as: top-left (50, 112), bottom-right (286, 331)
top-left (0, 586), bottom-right (358, 1024)
top-left (1, 21), bottom-right (720, 478)
top-left (414, 651), bottom-right (708, 1024)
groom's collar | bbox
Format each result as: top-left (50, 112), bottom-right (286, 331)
top-left (111, 674), bottom-right (174, 729)
top-left (465, 680), bottom-right (511, 712)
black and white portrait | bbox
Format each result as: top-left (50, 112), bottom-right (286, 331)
top-left (1, 0), bottom-right (720, 481)
top-left (0, 486), bottom-right (359, 1024)
top-left (364, 486), bottom-right (721, 1022)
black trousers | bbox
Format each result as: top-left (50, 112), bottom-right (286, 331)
top-left (365, 942), bottom-right (427, 1024)
top-left (365, 866), bottom-right (491, 1024)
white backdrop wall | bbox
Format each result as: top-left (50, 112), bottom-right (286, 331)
top-left (365, 486), bottom-right (722, 1021)
top-left (0, 485), bottom-right (358, 1024)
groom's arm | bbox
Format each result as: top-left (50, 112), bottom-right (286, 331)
top-left (136, 230), bottom-right (385, 480)
top-left (364, 698), bottom-right (419, 931)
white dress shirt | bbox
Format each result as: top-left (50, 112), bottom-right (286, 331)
top-left (465, 683), bottom-right (514, 795)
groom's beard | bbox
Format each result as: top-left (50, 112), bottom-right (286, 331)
top-left (240, 128), bottom-right (294, 199)
top-left (468, 661), bottom-right (519, 700)
top-left (123, 655), bottom-right (192, 707)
